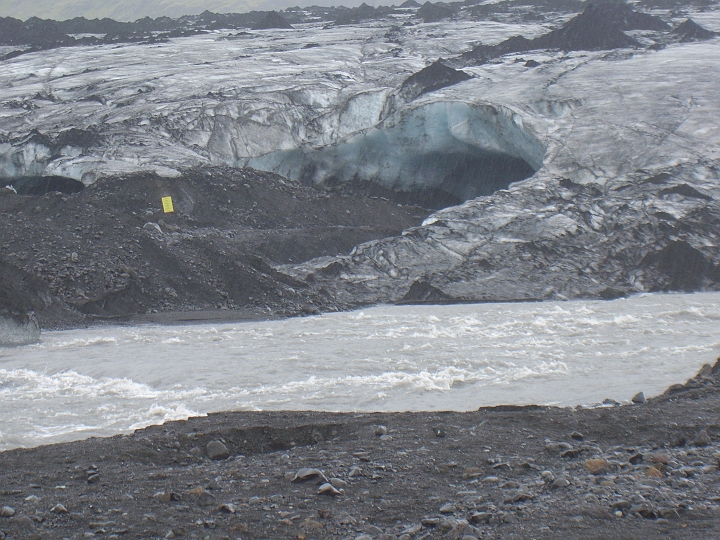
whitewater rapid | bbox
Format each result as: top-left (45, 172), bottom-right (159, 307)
top-left (1, 292), bottom-right (719, 451)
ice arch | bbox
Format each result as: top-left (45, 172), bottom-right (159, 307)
top-left (247, 101), bottom-right (545, 208)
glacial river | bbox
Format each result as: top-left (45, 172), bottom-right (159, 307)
top-left (1, 292), bottom-right (719, 451)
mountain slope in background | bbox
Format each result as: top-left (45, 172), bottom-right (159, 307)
top-left (0, 0), bottom-right (390, 22)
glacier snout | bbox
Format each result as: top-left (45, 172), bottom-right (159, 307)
top-left (246, 101), bottom-right (545, 208)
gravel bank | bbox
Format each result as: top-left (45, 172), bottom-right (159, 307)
top-left (1, 361), bottom-right (718, 539)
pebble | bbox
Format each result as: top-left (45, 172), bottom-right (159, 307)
top-left (469, 511), bottom-right (491, 524)
top-left (218, 503), bottom-right (237, 514)
top-left (0, 506), bottom-right (15, 517)
top-left (292, 468), bottom-right (328, 483)
top-left (552, 477), bottom-right (570, 489)
top-left (330, 478), bottom-right (348, 488)
top-left (433, 426), bottom-right (446, 438)
top-left (375, 425), bottom-right (388, 436)
top-left (336, 512), bottom-right (356, 525)
top-left (196, 490), bottom-right (216, 507)
top-left (570, 431), bottom-right (585, 441)
top-left (439, 503), bottom-right (457, 514)
top-left (51, 503), bottom-right (69, 513)
top-left (462, 467), bottom-right (482, 479)
top-left (206, 440), bottom-right (230, 460)
top-left (585, 459), bottom-right (608, 475)
top-left (693, 430), bottom-right (712, 447)
top-left (401, 524), bottom-right (422, 534)
top-left (318, 483), bottom-right (342, 496)
top-left (154, 491), bottom-right (181, 502)
top-left (545, 442), bottom-right (572, 455)
top-left (631, 392), bottom-right (646, 404)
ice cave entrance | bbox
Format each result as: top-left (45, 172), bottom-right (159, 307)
top-left (247, 101), bottom-right (545, 209)
top-left (6, 176), bottom-right (85, 196)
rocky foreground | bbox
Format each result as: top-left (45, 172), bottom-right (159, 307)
top-left (0, 360), bottom-right (718, 539)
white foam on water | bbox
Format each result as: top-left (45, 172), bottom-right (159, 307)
top-left (1, 292), bottom-right (719, 451)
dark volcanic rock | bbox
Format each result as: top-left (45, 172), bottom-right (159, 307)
top-left (460, 1), bottom-right (663, 64)
top-left (252, 11), bottom-right (294, 30)
top-left (641, 240), bottom-right (718, 292)
top-left (582, 0), bottom-right (670, 31)
top-left (659, 183), bottom-right (712, 200)
top-left (399, 59), bottom-right (471, 101)
top-left (398, 280), bottom-right (454, 304)
top-left (416, 2), bottom-right (455, 23)
top-left (0, 166), bottom-right (430, 328)
top-left (0, 257), bottom-right (81, 332)
top-left (334, 3), bottom-right (379, 25)
top-left (672, 18), bottom-right (718, 42)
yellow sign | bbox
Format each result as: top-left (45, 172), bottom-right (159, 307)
top-left (161, 196), bottom-right (174, 213)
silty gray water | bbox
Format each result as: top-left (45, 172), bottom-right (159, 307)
top-left (1, 292), bottom-right (719, 451)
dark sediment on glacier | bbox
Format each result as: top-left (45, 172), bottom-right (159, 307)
top-left (252, 11), bottom-right (294, 30)
top-left (459, 1), bottom-right (670, 64)
top-left (416, 1), bottom-right (456, 23)
top-left (672, 18), bottom-right (718, 41)
top-left (399, 59), bottom-right (471, 102)
top-left (0, 361), bottom-right (718, 539)
top-left (0, 166), bottom-right (430, 330)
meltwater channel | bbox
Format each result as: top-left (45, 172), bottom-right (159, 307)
top-left (1, 292), bottom-right (719, 451)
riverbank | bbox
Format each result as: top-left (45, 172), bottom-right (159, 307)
top-left (1, 360), bottom-right (718, 539)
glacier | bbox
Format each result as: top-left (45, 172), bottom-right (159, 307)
top-left (1, 4), bottom-right (720, 305)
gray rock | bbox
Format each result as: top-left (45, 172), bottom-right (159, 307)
top-left (0, 506), bottom-right (15, 517)
top-left (196, 490), bottom-right (216, 507)
top-left (439, 503), bottom-right (457, 514)
top-left (401, 524), bottom-right (422, 534)
top-left (552, 477), bottom-right (570, 488)
top-left (336, 512), bottom-right (357, 525)
top-left (693, 429), bottom-right (712, 447)
top-left (318, 483), bottom-right (342, 496)
top-left (330, 478), bottom-right (348, 488)
top-left (468, 511), bottom-right (491, 524)
top-left (545, 441), bottom-right (573, 455)
top-left (206, 440), bottom-right (230, 460)
top-left (697, 363), bottom-right (712, 377)
top-left (218, 503), bottom-right (237, 514)
top-left (50, 504), bottom-right (68, 514)
top-left (375, 425), bottom-right (388, 436)
top-left (293, 468), bottom-right (328, 483)
top-left (631, 392), bottom-right (646, 404)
